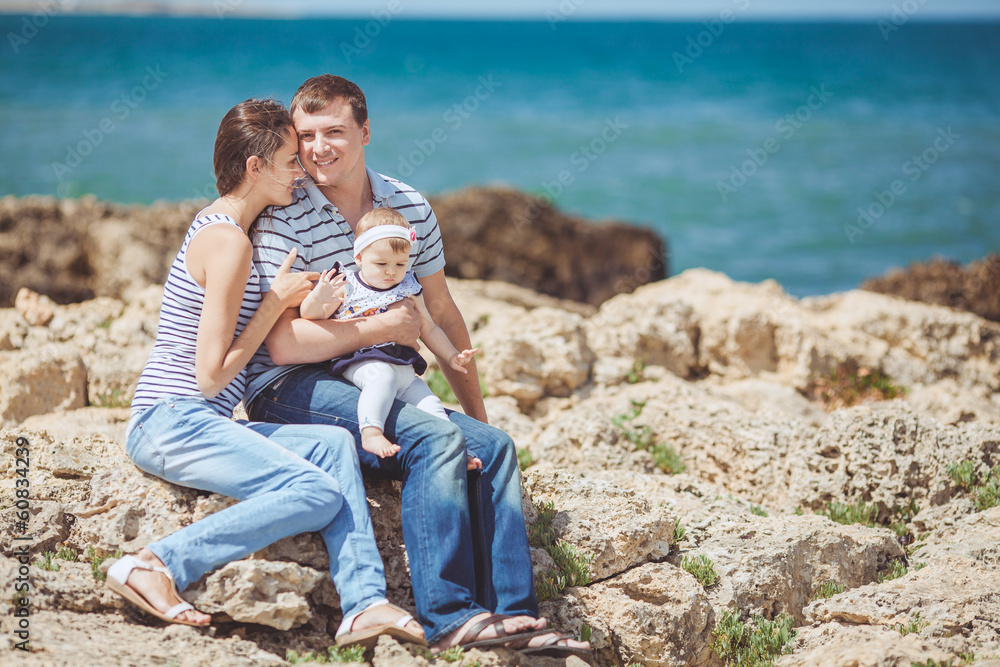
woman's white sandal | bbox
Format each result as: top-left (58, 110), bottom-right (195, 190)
top-left (105, 555), bottom-right (209, 627)
top-left (335, 599), bottom-right (427, 648)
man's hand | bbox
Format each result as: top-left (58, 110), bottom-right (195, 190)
top-left (378, 299), bottom-right (422, 349)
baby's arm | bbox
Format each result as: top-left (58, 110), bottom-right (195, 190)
top-left (412, 294), bottom-right (478, 373)
top-left (299, 268), bottom-right (346, 320)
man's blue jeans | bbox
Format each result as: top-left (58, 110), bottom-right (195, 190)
top-left (126, 396), bottom-right (388, 620)
top-left (247, 366), bottom-right (539, 643)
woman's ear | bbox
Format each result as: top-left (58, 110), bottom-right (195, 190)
top-left (245, 155), bottom-right (261, 182)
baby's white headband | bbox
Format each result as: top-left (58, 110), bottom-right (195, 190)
top-left (353, 226), bottom-right (417, 257)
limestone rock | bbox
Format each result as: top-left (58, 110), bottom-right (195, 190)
top-left (15, 287), bottom-right (57, 326)
top-left (0, 343), bottom-right (87, 424)
top-left (186, 559), bottom-right (325, 630)
top-left (804, 558), bottom-right (1000, 650)
top-left (786, 403), bottom-right (1000, 517)
top-left (478, 307), bottom-right (594, 411)
top-left (523, 469), bottom-right (675, 580)
top-left (543, 562), bottom-right (714, 667)
top-left (913, 506), bottom-right (1000, 568)
top-left (775, 626), bottom-right (960, 667)
top-left (695, 514), bottom-right (904, 623)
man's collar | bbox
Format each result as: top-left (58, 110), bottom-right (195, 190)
top-left (304, 167), bottom-right (391, 213)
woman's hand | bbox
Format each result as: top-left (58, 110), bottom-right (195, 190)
top-left (268, 248), bottom-right (320, 309)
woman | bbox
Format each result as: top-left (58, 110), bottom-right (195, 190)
top-left (107, 98), bottom-right (423, 647)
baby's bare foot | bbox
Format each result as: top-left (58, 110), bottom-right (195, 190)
top-left (466, 455), bottom-right (482, 471)
top-left (361, 428), bottom-right (401, 458)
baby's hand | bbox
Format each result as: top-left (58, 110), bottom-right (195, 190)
top-left (300, 269), bottom-right (346, 320)
top-left (447, 347), bottom-right (479, 374)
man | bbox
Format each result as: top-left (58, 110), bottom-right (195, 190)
top-left (244, 74), bottom-right (589, 657)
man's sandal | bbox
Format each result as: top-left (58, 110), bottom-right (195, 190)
top-left (455, 614), bottom-right (551, 650)
top-left (335, 599), bottom-right (427, 648)
top-left (105, 555), bottom-right (209, 627)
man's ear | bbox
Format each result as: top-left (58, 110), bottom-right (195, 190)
top-left (361, 119), bottom-right (371, 147)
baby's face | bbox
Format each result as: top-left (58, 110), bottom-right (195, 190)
top-left (356, 240), bottom-right (409, 289)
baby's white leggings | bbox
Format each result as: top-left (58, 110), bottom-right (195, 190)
top-left (343, 360), bottom-right (448, 432)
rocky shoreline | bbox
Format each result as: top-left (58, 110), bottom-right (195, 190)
top-left (1, 195), bottom-right (999, 667)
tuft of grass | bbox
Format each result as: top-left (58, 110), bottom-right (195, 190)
top-left (750, 505), bottom-right (769, 518)
top-left (821, 498), bottom-right (879, 527)
top-left (877, 559), bottom-right (909, 584)
top-left (946, 460), bottom-right (1000, 512)
top-left (811, 581), bottom-right (846, 601)
top-left (93, 388), bottom-right (130, 408)
top-left (88, 546), bottom-right (123, 582)
top-left (671, 520), bottom-right (686, 547)
top-left (910, 661), bottom-right (953, 667)
top-left (438, 647), bottom-right (465, 663)
top-left (612, 399), bottom-right (686, 475)
top-left (804, 363), bottom-right (906, 411)
top-left (56, 546), bottom-right (79, 562)
top-left (895, 612), bottom-right (928, 637)
top-left (286, 645), bottom-right (366, 664)
top-left (36, 551), bottom-right (60, 572)
top-left (712, 608), bottom-right (796, 667)
top-left (626, 360), bottom-right (646, 384)
top-left (516, 448), bottom-right (534, 472)
top-left (425, 367), bottom-right (487, 405)
top-left (580, 624), bottom-right (592, 643)
top-left (682, 553), bottom-right (719, 588)
top-left (528, 500), bottom-right (593, 601)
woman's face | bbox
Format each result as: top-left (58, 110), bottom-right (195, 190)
top-left (261, 128), bottom-right (306, 206)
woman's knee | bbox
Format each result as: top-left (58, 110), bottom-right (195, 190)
top-left (294, 471), bottom-right (344, 529)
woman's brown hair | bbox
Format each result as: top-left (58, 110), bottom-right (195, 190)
top-left (213, 98), bottom-right (293, 198)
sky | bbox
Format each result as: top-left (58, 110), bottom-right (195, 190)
top-left (2, 0), bottom-right (1000, 19)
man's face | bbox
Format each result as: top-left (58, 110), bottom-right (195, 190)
top-left (293, 98), bottom-right (370, 189)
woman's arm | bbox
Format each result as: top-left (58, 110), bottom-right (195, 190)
top-left (189, 225), bottom-right (318, 398)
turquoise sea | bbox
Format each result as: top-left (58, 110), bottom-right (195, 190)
top-left (1, 15), bottom-right (998, 296)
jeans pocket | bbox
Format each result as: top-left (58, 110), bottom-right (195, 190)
top-left (128, 422), bottom-right (166, 478)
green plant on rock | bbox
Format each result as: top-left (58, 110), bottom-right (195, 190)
top-left (56, 546), bottom-right (78, 562)
top-left (947, 460), bottom-right (978, 491)
top-left (36, 551), bottom-right (59, 571)
top-left (804, 363), bottom-right (906, 411)
top-left (580, 624), bottom-right (592, 643)
top-left (895, 611), bottom-right (928, 637)
top-left (711, 608), bottom-right (796, 667)
top-left (626, 360), bottom-right (646, 384)
top-left (88, 546), bottom-right (122, 582)
top-left (911, 661), bottom-right (953, 667)
top-left (93, 388), bottom-right (130, 408)
top-left (438, 646), bottom-right (465, 663)
top-left (682, 553), bottom-right (718, 588)
top-left (612, 399), bottom-right (685, 474)
top-left (286, 645), bottom-right (366, 664)
top-left (811, 581), bottom-right (845, 601)
top-left (877, 559), bottom-right (909, 584)
top-left (516, 448), bottom-right (535, 471)
top-left (670, 520), bottom-right (686, 547)
top-left (821, 498), bottom-right (879, 528)
top-left (975, 466), bottom-right (1000, 511)
top-left (750, 505), bottom-right (768, 517)
top-left (528, 500), bottom-right (593, 601)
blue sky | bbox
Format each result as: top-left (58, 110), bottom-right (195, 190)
top-left (7, 0), bottom-right (1000, 18)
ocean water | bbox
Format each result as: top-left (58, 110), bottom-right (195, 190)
top-left (1, 15), bottom-right (998, 296)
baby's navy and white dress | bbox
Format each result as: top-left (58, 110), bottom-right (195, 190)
top-left (328, 264), bottom-right (448, 431)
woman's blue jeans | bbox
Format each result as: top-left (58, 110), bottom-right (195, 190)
top-left (125, 396), bottom-right (387, 620)
top-left (247, 366), bottom-right (539, 644)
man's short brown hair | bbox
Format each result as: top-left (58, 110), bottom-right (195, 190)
top-left (290, 74), bottom-right (368, 127)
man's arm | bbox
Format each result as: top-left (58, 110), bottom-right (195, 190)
top-left (264, 301), bottom-right (421, 366)
top-left (418, 269), bottom-right (488, 422)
